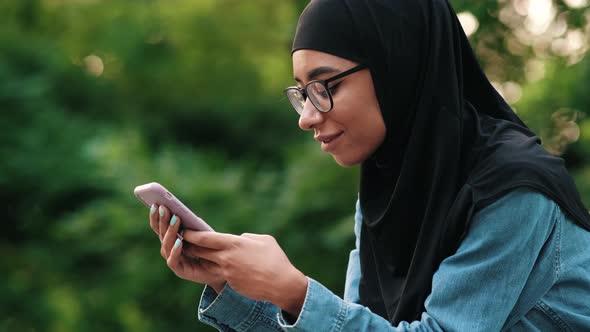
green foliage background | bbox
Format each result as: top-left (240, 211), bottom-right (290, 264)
top-left (1, 0), bottom-right (589, 331)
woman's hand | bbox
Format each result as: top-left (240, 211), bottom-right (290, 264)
top-left (182, 231), bottom-right (308, 317)
top-left (148, 204), bottom-right (226, 293)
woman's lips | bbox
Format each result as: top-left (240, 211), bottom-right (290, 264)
top-left (318, 132), bottom-right (344, 152)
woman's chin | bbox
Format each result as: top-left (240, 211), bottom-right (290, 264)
top-left (332, 154), bottom-right (361, 168)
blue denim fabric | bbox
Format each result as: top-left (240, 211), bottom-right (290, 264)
top-left (342, 198), bottom-right (362, 304)
top-left (198, 285), bottom-right (282, 331)
top-left (198, 190), bottom-right (590, 331)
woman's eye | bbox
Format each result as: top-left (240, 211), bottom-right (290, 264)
top-left (311, 84), bottom-right (329, 99)
top-left (328, 82), bottom-right (342, 95)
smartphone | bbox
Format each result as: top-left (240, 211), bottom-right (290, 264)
top-left (134, 182), bottom-right (214, 232)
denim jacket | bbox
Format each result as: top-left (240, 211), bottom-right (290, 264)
top-left (197, 190), bottom-right (590, 331)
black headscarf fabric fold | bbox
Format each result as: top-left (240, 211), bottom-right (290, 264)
top-left (292, 0), bottom-right (590, 325)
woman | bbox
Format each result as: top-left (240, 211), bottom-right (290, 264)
top-left (150, 0), bottom-right (590, 330)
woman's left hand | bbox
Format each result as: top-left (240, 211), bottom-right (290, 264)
top-left (182, 231), bottom-right (308, 317)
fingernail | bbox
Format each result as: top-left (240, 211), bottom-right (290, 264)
top-left (170, 215), bottom-right (177, 226)
top-left (159, 206), bottom-right (165, 217)
top-left (174, 238), bottom-right (182, 249)
top-left (150, 204), bottom-right (156, 215)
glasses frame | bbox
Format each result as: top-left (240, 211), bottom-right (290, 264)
top-left (284, 64), bottom-right (368, 114)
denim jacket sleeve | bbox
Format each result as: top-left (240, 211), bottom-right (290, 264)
top-left (199, 190), bottom-right (559, 331)
top-left (198, 283), bottom-right (283, 332)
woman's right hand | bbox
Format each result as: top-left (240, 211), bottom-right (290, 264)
top-left (149, 204), bottom-right (226, 293)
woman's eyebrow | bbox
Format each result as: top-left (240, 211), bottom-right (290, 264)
top-left (294, 66), bottom-right (339, 83)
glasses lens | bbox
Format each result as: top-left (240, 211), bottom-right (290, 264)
top-left (307, 82), bottom-right (332, 112)
top-left (285, 88), bottom-right (305, 114)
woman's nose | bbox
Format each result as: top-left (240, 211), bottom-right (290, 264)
top-left (298, 99), bottom-right (324, 131)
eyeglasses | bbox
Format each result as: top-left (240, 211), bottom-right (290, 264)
top-left (283, 64), bottom-right (367, 115)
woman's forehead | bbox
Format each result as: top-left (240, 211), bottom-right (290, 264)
top-left (292, 50), bottom-right (357, 80)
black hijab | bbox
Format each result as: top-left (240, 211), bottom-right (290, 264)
top-left (292, 0), bottom-right (590, 325)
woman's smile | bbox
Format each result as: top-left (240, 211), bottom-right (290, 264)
top-left (316, 131), bottom-right (344, 152)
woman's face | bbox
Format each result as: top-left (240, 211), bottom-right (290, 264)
top-left (292, 50), bottom-right (386, 167)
